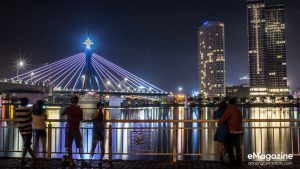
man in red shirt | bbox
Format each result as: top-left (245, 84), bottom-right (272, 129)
top-left (219, 97), bottom-right (244, 165)
top-left (61, 95), bottom-right (84, 166)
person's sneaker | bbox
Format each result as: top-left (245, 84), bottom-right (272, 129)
top-left (20, 160), bottom-right (27, 166)
top-left (69, 160), bottom-right (75, 167)
top-left (81, 160), bottom-right (88, 167)
top-left (98, 161), bottom-right (103, 168)
top-left (219, 155), bottom-right (224, 161)
top-left (32, 161), bottom-right (38, 167)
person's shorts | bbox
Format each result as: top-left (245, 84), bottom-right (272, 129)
top-left (34, 129), bottom-right (46, 138)
top-left (92, 129), bottom-right (105, 141)
top-left (21, 134), bottom-right (32, 149)
top-left (67, 130), bottom-right (82, 148)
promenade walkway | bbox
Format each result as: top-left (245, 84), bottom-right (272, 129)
top-left (0, 158), bottom-right (299, 169)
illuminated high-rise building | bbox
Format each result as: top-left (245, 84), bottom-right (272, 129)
top-left (198, 21), bottom-right (225, 98)
top-left (247, 0), bottom-right (288, 97)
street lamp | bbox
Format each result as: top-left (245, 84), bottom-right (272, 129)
top-left (81, 75), bottom-right (86, 89)
top-left (16, 59), bottom-right (26, 79)
top-left (106, 80), bottom-right (111, 91)
top-left (30, 72), bottom-right (35, 83)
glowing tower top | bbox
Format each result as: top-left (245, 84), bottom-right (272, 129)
top-left (83, 38), bottom-right (94, 50)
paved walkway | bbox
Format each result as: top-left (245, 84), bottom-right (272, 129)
top-left (0, 158), bottom-right (299, 169)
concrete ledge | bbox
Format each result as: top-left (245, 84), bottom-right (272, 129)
top-left (0, 158), bottom-right (299, 168)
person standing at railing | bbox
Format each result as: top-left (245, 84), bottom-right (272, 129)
top-left (213, 101), bottom-right (228, 161)
top-left (15, 97), bottom-right (36, 165)
top-left (32, 100), bottom-right (47, 158)
top-left (219, 97), bottom-right (244, 165)
top-left (61, 95), bottom-right (85, 167)
top-left (90, 101), bottom-right (106, 167)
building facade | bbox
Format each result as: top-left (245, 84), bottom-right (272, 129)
top-left (198, 21), bottom-right (225, 98)
top-left (247, 0), bottom-right (289, 97)
top-left (226, 84), bottom-right (250, 99)
top-left (297, 88), bottom-right (300, 100)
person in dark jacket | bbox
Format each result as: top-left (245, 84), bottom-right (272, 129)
top-left (219, 98), bottom-right (244, 165)
top-left (213, 101), bottom-right (228, 161)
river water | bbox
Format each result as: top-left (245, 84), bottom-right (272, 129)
top-left (1, 105), bottom-right (300, 160)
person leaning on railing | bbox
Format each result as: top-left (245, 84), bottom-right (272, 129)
top-left (90, 101), bottom-right (106, 167)
top-left (61, 95), bottom-right (86, 167)
top-left (213, 101), bottom-right (228, 161)
top-left (218, 97), bottom-right (244, 165)
top-left (15, 97), bottom-right (36, 165)
top-left (32, 100), bottom-right (47, 158)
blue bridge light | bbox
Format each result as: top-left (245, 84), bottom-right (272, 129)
top-left (203, 21), bottom-right (209, 26)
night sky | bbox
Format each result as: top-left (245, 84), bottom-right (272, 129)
top-left (0, 0), bottom-right (300, 93)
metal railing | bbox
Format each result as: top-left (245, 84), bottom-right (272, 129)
top-left (1, 119), bottom-right (300, 162)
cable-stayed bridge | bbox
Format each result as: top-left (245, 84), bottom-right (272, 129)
top-left (6, 39), bottom-right (169, 96)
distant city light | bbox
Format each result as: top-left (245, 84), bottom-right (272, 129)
top-left (192, 91), bottom-right (200, 97)
top-left (178, 87), bottom-right (183, 92)
top-left (240, 76), bottom-right (249, 80)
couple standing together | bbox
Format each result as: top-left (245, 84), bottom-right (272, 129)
top-left (15, 98), bottom-right (47, 165)
top-left (213, 98), bottom-right (244, 165)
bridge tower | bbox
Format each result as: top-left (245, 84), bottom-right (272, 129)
top-left (76, 38), bottom-right (100, 90)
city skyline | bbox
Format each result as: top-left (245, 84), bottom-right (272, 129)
top-left (0, 0), bottom-right (300, 93)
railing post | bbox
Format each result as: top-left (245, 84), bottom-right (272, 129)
top-left (241, 133), bottom-right (245, 162)
top-left (172, 122), bottom-right (177, 163)
top-left (47, 123), bottom-right (52, 159)
top-left (108, 124), bottom-right (112, 162)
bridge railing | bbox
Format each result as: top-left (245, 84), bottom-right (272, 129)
top-left (1, 119), bottom-right (300, 162)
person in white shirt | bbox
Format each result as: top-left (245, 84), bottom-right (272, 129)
top-left (32, 100), bottom-right (47, 158)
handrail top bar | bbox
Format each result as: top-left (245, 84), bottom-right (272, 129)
top-left (1, 119), bottom-right (300, 123)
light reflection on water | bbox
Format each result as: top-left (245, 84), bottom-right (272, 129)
top-left (0, 105), bottom-right (300, 160)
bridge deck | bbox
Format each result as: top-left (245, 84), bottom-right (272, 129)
top-left (55, 90), bottom-right (170, 96)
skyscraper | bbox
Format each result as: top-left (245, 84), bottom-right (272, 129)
top-left (247, 0), bottom-right (288, 97)
top-left (198, 21), bottom-right (225, 98)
